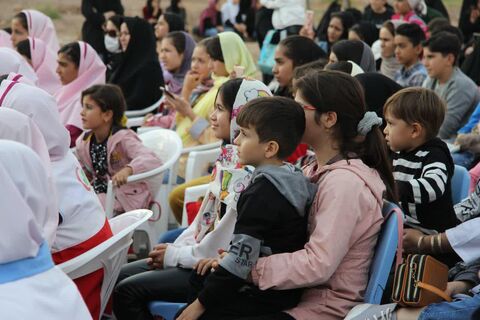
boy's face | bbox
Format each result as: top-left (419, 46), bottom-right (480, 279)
top-left (383, 111), bottom-right (417, 152)
top-left (234, 125), bottom-right (270, 167)
top-left (423, 47), bottom-right (453, 80)
top-left (394, 35), bottom-right (422, 68)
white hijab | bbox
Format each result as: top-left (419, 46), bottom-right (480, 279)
top-left (0, 47), bottom-right (39, 85)
top-left (0, 140), bottom-right (50, 264)
top-left (221, 0), bottom-right (240, 24)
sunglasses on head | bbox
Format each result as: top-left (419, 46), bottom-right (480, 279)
top-left (104, 30), bottom-right (118, 37)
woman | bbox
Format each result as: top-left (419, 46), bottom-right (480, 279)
top-left (54, 41), bottom-right (106, 147)
top-left (348, 21), bottom-right (379, 47)
top-left (16, 37), bottom-right (62, 95)
top-left (113, 78), bottom-right (271, 320)
top-left (81, 0), bottom-right (124, 58)
top-left (328, 39), bottom-right (377, 72)
top-left (143, 0), bottom-right (163, 26)
top-left (155, 12), bottom-right (185, 42)
top-left (110, 17), bottom-right (164, 110)
top-left (0, 79), bottom-right (112, 320)
top-left (378, 20), bottom-right (402, 79)
top-left (197, 0), bottom-right (223, 37)
top-left (249, 71), bottom-right (396, 319)
top-left (104, 15), bottom-right (124, 80)
top-left (11, 10), bottom-right (60, 52)
top-left (0, 47), bottom-right (38, 85)
top-left (166, 0), bottom-right (187, 24)
top-left (0, 140), bottom-right (91, 320)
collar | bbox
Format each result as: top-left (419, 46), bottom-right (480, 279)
top-left (0, 242), bottom-right (54, 284)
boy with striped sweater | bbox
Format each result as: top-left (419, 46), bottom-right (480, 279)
top-left (383, 87), bottom-right (459, 233)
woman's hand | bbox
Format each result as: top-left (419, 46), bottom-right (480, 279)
top-left (146, 243), bottom-right (169, 269)
top-left (177, 299), bottom-right (205, 320)
top-left (299, 26), bottom-right (315, 40)
top-left (164, 94), bottom-right (196, 120)
top-left (112, 166), bottom-right (133, 187)
top-left (403, 229), bottom-right (426, 254)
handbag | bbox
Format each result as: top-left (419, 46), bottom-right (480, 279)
top-left (392, 254), bottom-right (452, 307)
top-left (258, 29), bottom-right (287, 75)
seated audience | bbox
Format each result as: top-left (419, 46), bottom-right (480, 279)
top-left (0, 47), bottom-right (38, 84)
top-left (104, 15), bottom-right (124, 80)
top-left (362, 0), bottom-right (394, 26)
top-left (11, 10), bottom-right (60, 52)
top-left (0, 140), bottom-right (91, 320)
top-left (109, 17), bottom-right (164, 110)
top-left (221, 0), bottom-right (256, 39)
top-left (197, 0), bottom-right (223, 37)
top-left (76, 84), bottom-right (163, 214)
top-left (54, 41), bottom-right (106, 147)
top-left (392, 0), bottom-right (428, 34)
top-left (378, 20), bottom-right (402, 79)
top-left (423, 31), bottom-right (480, 139)
top-left (393, 23), bottom-right (427, 87)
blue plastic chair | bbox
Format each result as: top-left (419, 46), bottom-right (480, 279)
top-left (149, 301), bottom-right (186, 320)
top-left (364, 202), bottom-right (402, 304)
top-left (451, 165), bottom-right (471, 205)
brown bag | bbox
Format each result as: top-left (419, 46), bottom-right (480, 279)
top-left (391, 254), bottom-right (452, 307)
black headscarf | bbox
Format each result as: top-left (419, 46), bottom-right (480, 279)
top-left (163, 12), bottom-right (185, 32)
top-left (109, 17), bottom-right (164, 110)
top-left (331, 40), bottom-right (376, 72)
top-left (350, 21), bottom-right (379, 47)
top-left (355, 72), bottom-right (403, 120)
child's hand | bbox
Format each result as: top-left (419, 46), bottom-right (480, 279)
top-left (403, 229), bottom-right (426, 254)
top-left (184, 71), bottom-right (202, 94)
top-left (446, 281), bottom-right (473, 297)
top-left (165, 94), bottom-right (195, 120)
top-left (112, 166), bottom-right (133, 187)
top-left (211, 248), bottom-right (227, 271)
top-left (177, 299), bottom-right (205, 320)
top-left (194, 258), bottom-right (216, 275)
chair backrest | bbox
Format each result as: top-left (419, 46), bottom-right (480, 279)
top-left (185, 148), bottom-right (221, 182)
top-left (125, 96), bottom-right (164, 118)
top-left (364, 202), bottom-right (402, 304)
top-left (181, 183), bottom-right (209, 227)
top-left (58, 209), bottom-right (153, 319)
top-left (452, 165), bottom-right (471, 204)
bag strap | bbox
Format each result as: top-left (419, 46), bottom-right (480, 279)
top-left (384, 205), bottom-right (404, 268)
top-left (417, 282), bottom-right (452, 302)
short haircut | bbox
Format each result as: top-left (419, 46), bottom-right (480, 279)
top-left (292, 59), bottom-right (327, 79)
top-left (423, 31), bottom-right (462, 63)
top-left (236, 97), bottom-right (305, 159)
top-left (81, 84), bottom-right (127, 127)
top-left (383, 87), bottom-right (446, 140)
top-left (395, 23), bottom-right (426, 46)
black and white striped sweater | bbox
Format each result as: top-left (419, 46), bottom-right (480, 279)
top-left (392, 138), bottom-right (459, 232)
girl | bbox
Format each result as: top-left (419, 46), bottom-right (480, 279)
top-left (55, 41), bottom-right (106, 147)
top-left (113, 79), bottom-right (272, 320)
top-left (329, 39), bottom-right (377, 72)
top-left (392, 0), bottom-right (428, 34)
top-left (379, 20), bottom-right (402, 79)
top-left (0, 78), bottom-right (113, 319)
top-left (11, 10), bottom-right (59, 52)
top-left (0, 141), bottom-right (91, 320)
top-left (16, 37), bottom-right (62, 95)
top-left (110, 17), bottom-right (164, 110)
top-left (76, 84), bottom-right (163, 213)
top-left (154, 12), bottom-right (185, 43)
top-left (249, 71), bottom-right (396, 319)
top-left (0, 47), bottom-right (38, 85)
top-left (197, 0), bottom-right (223, 37)
top-left (272, 35), bottom-right (326, 98)
top-left (143, 0), bottom-right (163, 26)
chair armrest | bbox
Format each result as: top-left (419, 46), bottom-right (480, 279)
top-left (125, 97), bottom-right (164, 117)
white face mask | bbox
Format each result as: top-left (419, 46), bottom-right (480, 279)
top-left (104, 35), bottom-right (121, 53)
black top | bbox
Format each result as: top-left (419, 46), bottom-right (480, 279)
top-left (109, 17), bottom-right (164, 110)
top-left (393, 138), bottom-right (459, 232)
top-left (81, 0), bottom-right (124, 56)
top-left (362, 4), bottom-right (394, 27)
top-left (198, 177), bottom-right (307, 313)
top-left (89, 134), bottom-right (108, 194)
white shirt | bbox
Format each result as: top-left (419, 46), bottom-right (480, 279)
top-left (260, 0), bottom-right (306, 30)
top-left (446, 217), bottom-right (480, 264)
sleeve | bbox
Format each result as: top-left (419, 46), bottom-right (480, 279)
top-left (122, 131), bottom-right (163, 174)
top-left (446, 217), bottom-right (480, 263)
top-left (454, 179), bottom-right (480, 222)
top-left (251, 171), bottom-right (371, 290)
top-left (66, 125), bottom-right (83, 148)
top-left (259, 0), bottom-right (287, 9)
top-left (395, 151), bottom-right (450, 206)
top-left (409, 72), bottom-right (427, 88)
top-left (81, 0), bottom-right (104, 24)
top-left (458, 103), bottom-right (480, 134)
top-left (450, 258), bottom-right (480, 286)
top-left (439, 83), bottom-right (477, 139)
top-left (198, 181), bottom-right (277, 308)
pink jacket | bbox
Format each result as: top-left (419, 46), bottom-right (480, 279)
top-left (251, 159), bottom-right (385, 320)
top-left (75, 128), bottom-right (163, 213)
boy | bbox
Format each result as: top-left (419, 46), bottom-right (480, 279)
top-left (383, 87), bottom-right (459, 233)
top-left (394, 23), bottom-right (427, 87)
top-left (362, 0), bottom-right (394, 27)
top-left (177, 97), bottom-right (317, 320)
top-left (423, 31), bottom-right (480, 139)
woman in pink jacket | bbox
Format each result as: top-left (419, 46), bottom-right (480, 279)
top-left (250, 71), bottom-right (397, 320)
top-left (76, 84), bottom-right (163, 214)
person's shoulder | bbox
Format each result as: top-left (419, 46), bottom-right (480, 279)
top-left (452, 68), bottom-right (478, 89)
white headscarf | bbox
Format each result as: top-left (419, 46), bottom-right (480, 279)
top-left (221, 0), bottom-right (240, 24)
top-left (0, 47), bottom-right (39, 85)
top-left (407, 0), bottom-right (428, 16)
top-left (0, 140), bottom-right (50, 264)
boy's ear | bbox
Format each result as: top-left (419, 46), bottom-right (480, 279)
top-left (410, 122), bottom-right (424, 139)
top-left (264, 140), bottom-right (280, 160)
top-left (414, 44), bottom-right (423, 56)
top-left (446, 53), bottom-right (455, 66)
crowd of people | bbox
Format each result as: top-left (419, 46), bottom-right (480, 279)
top-left (2, 0), bottom-right (480, 319)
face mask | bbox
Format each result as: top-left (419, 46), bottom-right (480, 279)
top-left (104, 35), bottom-right (121, 53)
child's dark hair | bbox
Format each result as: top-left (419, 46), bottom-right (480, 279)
top-left (350, 21), bottom-right (379, 46)
top-left (215, 78), bottom-right (243, 113)
top-left (293, 59), bottom-right (327, 79)
top-left (423, 31), bottom-right (461, 64)
top-left (295, 70), bottom-right (396, 202)
top-left (108, 15), bottom-right (124, 30)
top-left (81, 84), bottom-right (127, 127)
top-left (206, 35), bottom-right (223, 62)
top-left (236, 97), bottom-right (305, 160)
top-left (384, 87), bottom-right (446, 140)
top-left (395, 23), bottom-right (426, 46)
top-left (13, 12), bottom-right (28, 30)
top-left (278, 35), bottom-right (326, 68)
top-left (58, 42), bottom-right (81, 68)
top-left (16, 39), bottom-right (31, 60)
top-left (431, 25), bottom-right (464, 44)
top-left (427, 17), bottom-right (450, 35)
top-left (164, 31), bottom-right (187, 54)
top-left (325, 61), bottom-right (356, 75)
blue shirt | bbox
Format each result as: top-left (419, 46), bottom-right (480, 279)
top-left (394, 62), bottom-right (427, 87)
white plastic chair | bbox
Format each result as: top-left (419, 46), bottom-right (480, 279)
top-left (104, 129), bottom-right (182, 252)
top-left (181, 184), bottom-right (209, 227)
top-left (125, 97), bottom-right (164, 118)
top-left (184, 147), bottom-right (221, 182)
top-left (126, 116), bottom-right (144, 128)
top-left (58, 209), bottom-right (153, 320)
